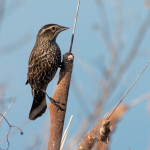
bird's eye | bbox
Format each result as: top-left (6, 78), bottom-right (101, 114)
top-left (51, 27), bottom-right (55, 30)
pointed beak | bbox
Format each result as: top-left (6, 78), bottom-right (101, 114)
top-left (59, 26), bottom-right (69, 32)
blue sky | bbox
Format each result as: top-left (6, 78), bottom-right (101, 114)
top-left (0, 0), bottom-right (150, 150)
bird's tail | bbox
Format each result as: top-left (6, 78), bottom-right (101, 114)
top-left (29, 89), bottom-right (47, 120)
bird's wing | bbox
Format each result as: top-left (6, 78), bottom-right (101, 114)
top-left (27, 47), bottom-right (48, 86)
top-left (27, 48), bottom-right (37, 85)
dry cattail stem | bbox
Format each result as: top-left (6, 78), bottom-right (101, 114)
top-left (95, 105), bottom-right (129, 150)
top-left (76, 118), bottom-right (111, 150)
top-left (77, 105), bottom-right (129, 150)
top-left (47, 53), bottom-right (74, 150)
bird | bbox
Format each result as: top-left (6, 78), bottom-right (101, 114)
top-left (26, 24), bottom-right (68, 120)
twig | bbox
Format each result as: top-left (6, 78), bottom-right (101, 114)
top-left (60, 115), bottom-right (73, 150)
top-left (69, 0), bottom-right (80, 53)
top-left (0, 114), bottom-right (23, 150)
top-left (0, 119), bottom-right (29, 144)
top-left (0, 96), bottom-right (15, 123)
top-left (106, 61), bottom-right (150, 120)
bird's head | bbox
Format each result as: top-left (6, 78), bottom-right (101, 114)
top-left (37, 24), bottom-right (69, 41)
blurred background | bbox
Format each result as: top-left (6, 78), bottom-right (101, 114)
top-left (0, 0), bottom-right (150, 149)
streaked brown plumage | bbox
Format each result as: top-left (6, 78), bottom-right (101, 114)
top-left (26, 24), bottom-right (68, 120)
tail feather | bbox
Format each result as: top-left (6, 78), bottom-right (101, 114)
top-left (29, 89), bottom-right (47, 120)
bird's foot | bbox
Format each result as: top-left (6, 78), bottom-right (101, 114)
top-left (42, 89), bottom-right (66, 111)
top-left (49, 97), bottom-right (66, 111)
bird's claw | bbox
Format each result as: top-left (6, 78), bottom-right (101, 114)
top-left (50, 97), bottom-right (66, 111)
top-left (42, 89), bottom-right (66, 111)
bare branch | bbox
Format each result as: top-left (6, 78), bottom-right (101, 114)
top-left (0, 114), bottom-right (23, 150)
top-left (0, 96), bottom-right (15, 123)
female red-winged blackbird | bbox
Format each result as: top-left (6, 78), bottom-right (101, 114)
top-left (26, 24), bottom-right (68, 120)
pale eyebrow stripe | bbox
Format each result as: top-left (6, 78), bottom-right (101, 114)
top-left (39, 26), bottom-right (55, 35)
